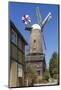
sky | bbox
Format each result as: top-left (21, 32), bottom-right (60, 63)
top-left (9, 2), bottom-right (59, 66)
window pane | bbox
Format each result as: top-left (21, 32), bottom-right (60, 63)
top-left (11, 29), bottom-right (17, 45)
top-left (18, 64), bottom-right (23, 77)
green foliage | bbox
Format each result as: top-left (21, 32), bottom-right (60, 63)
top-left (49, 52), bottom-right (58, 79)
top-left (43, 69), bottom-right (49, 82)
top-left (26, 65), bottom-right (37, 86)
top-left (35, 76), bottom-right (43, 83)
top-left (26, 65), bottom-right (37, 78)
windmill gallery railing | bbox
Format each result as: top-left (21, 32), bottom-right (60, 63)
top-left (25, 54), bottom-right (45, 61)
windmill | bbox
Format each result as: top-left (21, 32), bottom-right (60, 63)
top-left (22, 7), bottom-right (52, 51)
top-left (22, 7), bottom-right (52, 78)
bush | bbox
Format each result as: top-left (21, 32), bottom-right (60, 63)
top-left (49, 52), bottom-right (58, 79)
top-left (43, 69), bottom-right (49, 82)
top-left (35, 76), bottom-right (43, 83)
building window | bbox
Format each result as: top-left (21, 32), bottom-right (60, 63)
top-left (18, 64), bottom-right (23, 77)
top-left (34, 40), bottom-right (36, 43)
top-left (33, 39), bottom-right (36, 51)
top-left (11, 29), bottom-right (17, 45)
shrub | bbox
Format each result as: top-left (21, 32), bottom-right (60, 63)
top-left (43, 69), bottom-right (49, 82)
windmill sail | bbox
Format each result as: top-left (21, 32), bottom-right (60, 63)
top-left (36, 7), bottom-right (42, 27)
top-left (42, 12), bottom-right (52, 30)
top-left (41, 32), bottom-right (46, 50)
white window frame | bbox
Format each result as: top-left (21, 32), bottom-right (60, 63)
top-left (18, 64), bottom-right (23, 77)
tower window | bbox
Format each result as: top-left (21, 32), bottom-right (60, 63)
top-left (34, 40), bottom-right (36, 43)
top-left (32, 39), bottom-right (36, 51)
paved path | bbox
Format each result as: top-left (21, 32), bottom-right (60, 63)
top-left (34, 82), bottom-right (58, 86)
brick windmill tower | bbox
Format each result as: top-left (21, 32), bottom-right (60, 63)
top-left (22, 7), bottom-right (52, 79)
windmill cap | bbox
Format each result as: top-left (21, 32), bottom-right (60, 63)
top-left (32, 24), bottom-right (41, 30)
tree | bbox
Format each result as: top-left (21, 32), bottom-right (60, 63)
top-left (49, 52), bottom-right (58, 79)
top-left (25, 65), bottom-right (37, 86)
top-left (43, 68), bottom-right (49, 82)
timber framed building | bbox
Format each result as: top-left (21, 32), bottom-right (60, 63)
top-left (8, 21), bottom-right (27, 87)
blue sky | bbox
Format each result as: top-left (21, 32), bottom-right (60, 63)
top-left (9, 2), bottom-right (59, 66)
